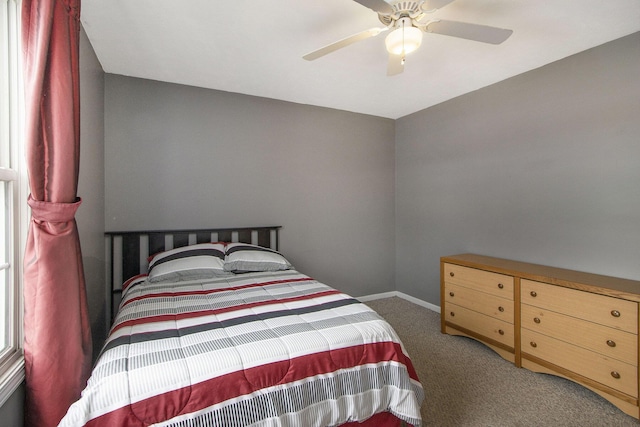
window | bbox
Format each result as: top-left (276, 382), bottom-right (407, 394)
top-left (0, 0), bottom-right (25, 407)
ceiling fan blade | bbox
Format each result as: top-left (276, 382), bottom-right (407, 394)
top-left (423, 19), bottom-right (513, 44)
top-left (420, 0), bottom-right (456, 12)
top-left (352, 0), bottom-right (394, 15)
top-left (303, 27), bottom-right (387, 61)
top-left (387, 53), bottom-right (404, 76)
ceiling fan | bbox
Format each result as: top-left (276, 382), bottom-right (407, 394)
top-left (303, 0), bottom-right (513, 76)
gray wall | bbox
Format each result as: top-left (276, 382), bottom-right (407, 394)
top-left (0, 382), bottom-right (23, 427)
top-left (77, 26), bottom-right (106, 359)
top-left (105, 76), bottom-right (396, 297)
top-left (396, 32), bottom-right (640, 305)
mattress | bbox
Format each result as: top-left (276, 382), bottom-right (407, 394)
top-left (59, 268), bottom-right (424, 426)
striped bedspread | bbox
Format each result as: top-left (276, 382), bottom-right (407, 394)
top-left (60, 270), bottom-right (424, 426)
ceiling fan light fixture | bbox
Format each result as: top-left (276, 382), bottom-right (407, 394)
top-left (385, 24), bottom-right (422, 55)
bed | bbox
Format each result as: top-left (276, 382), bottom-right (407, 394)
top-left (59, 226), bottom-right (424, 426)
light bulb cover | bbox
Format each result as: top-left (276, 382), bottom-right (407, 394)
top-left (385, 26), bottom-right (422, 55)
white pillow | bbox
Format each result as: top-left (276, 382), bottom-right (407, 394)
top-left (223, 243), bottom-right (292, 272)
top-left (148, 243), bottom-right (227, 283)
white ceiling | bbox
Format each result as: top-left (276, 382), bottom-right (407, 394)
top-left (81, 0), bottom-right (640, 119)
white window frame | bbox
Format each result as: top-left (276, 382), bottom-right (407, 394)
top-left (0, 0), bottom-right (26, 408)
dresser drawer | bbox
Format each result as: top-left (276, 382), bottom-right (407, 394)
top-left (522, 304), bottom-right (637, 365)
top-left (521, 279), bottom-right (638, 333)
top-left (445, 302), bottom-right (514, 348)
top-left (522, 329), bottom-right (638, 397)
top-left (445, 282), bottom-right (514, 324)
top-left (444, 263), bottom-right (514, 299)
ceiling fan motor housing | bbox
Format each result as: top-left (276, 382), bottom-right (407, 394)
top-left (378, 1), bottom-right (426, 27)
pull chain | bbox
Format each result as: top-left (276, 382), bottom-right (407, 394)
top-left (401, 20), bottom-right (406, 64)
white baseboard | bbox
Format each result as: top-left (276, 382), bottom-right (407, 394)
top-left (357, 291), bottom-right (440, 314)
top-left (357, 291), bottom-right (397, 302)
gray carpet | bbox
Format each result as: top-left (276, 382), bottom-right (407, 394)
top-left (364, 297), bottom-right (639, 427)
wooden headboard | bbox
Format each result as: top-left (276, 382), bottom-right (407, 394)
top-left (104, 226), bottom-right (281, 323)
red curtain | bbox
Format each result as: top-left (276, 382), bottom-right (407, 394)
top-left (21, 0), bottom-right (92, 426)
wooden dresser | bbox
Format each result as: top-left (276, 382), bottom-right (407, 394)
top-left (441, 253), bottom-right (640, 419)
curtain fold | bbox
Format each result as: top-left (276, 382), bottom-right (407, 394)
top-left (21, 0), bottom-right (92, 426)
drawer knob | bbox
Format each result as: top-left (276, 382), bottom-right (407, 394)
top-left (450, 312), bottom-right (455, 317)
top-left (611, 310), bottom-right (621, 318)
top-left (530, 291), bottom-right (537, 297)
top-left (498, 306), bottom-right (504, 312)
top-left (449, 292), bottom-right (455, 297)
top-left (449, 272), bottom-right (455, 277)
top-left (530, 341), bottom-right (537, 348)
top-left (498, 329), bottom-right (504, 335)
top-left (534, 317), bottom-right (541, 324)
top-left (607, 340), bottom-right (617, 348)
top-left (611, 371), bottom-right (621, 379)
top-left (498, 283), bottom-right (504, 289)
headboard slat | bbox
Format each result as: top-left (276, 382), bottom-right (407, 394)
top-left (122, 234), bottom-right (140, 286)
top-left (173, 233), bottom-right (190, 249)
top-left (217, 230), bottom-right (232, 243)
top-left (237, 229), bottom-right (251, 245)
top-left (148, 233), bottom-right (166, 256)
top-left (257, 229), bottom-right (270, 249)
top-left (196, 232), bottom-right (212, 245)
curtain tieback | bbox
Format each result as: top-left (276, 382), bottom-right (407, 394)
top-left (28, 194), bottom-right (82, 223)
